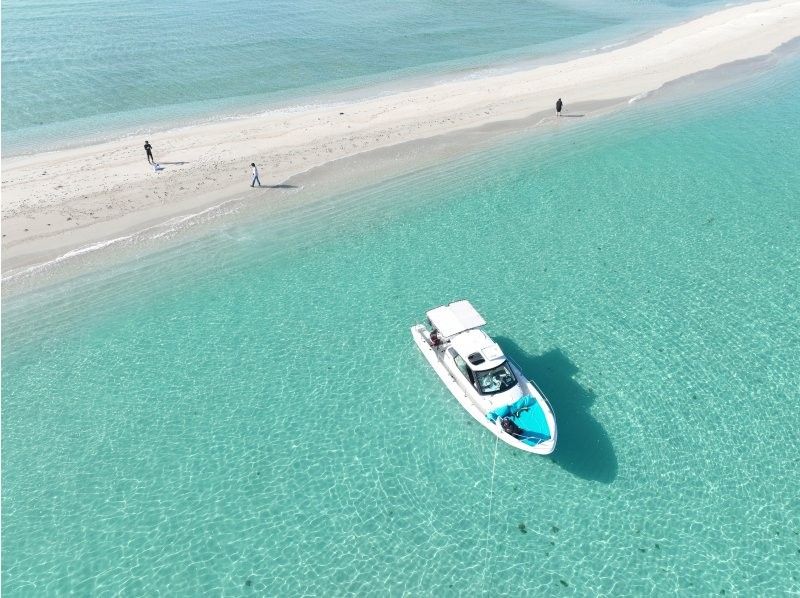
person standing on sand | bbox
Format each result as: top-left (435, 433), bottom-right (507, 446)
top-left (144, 140), bottom-right (154, 164)
top-left (250, 163), bottom-right (261, 187)
top-left (556, 98), bottom-right (563, 117)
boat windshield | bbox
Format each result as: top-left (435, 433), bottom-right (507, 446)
top-left (474, 361), bottom-right (517, 395)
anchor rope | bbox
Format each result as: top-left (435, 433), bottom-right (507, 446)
top-left (481, 435), bottom-right (500, 594)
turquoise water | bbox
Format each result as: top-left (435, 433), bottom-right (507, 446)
top-left (1, 0), bottom-right (723, 154)
top-left (3, 49), bottom-right (799, 594)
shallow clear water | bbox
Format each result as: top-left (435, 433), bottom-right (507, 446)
top-left (1, 0), bottom-right (724, 154)
top-left (3, 50), bottom-right (800, 597)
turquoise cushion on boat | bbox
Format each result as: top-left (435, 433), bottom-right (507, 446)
top-left (487, 395), bottom-right (550, 445)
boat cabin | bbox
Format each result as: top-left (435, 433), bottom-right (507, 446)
top-left (426, 301), bottom-right (518, 395)
top-left (448, 329), bottom-right (518, 394)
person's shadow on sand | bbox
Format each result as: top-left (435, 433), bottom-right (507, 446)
top-left (495, 337), bottom-right (617, 483)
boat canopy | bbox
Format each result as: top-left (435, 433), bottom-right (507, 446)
top-left (426, 300), bottom-right (486, 338)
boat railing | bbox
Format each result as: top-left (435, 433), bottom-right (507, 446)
top-left (519, 435), bottom-right (546, 446)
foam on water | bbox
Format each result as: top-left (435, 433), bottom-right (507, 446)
top-left (3, 48), bottom-right (799, 595)
top-left (1, 199), bottom-right (246, 285)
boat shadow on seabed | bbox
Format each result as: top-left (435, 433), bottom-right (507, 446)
top-left (494, 337), bottom-right (618, 483)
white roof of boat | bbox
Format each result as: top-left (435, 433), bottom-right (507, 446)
top-left (426, 300), bottom-right (486, 338)
top-left (450, 329), bottom-right (507, 371)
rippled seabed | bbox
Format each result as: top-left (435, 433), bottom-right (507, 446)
top-left (3, 57), bottom-right (800, 595)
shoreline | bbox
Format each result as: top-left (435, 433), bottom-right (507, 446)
top-left (3, 0), bottom-right (799, 279)
top-left (0, 2), bottom-right (715, 160)
top-left (0, 98), bottom-right (625, 294)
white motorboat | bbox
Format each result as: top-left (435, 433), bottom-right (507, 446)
top-left (411, 300), bottom-right (557, 455)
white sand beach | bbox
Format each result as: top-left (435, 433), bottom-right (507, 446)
top-left (2, 0), bottom-right (799, 274)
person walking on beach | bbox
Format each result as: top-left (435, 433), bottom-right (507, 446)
top-left (556, 98), bottom-right (563, 117)
top-left (144, 140), bottom-right (154, 164)
top-left (250, 163), bottom-right (261, 187)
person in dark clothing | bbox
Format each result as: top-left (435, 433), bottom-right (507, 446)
top-left (556, 98), bottom-right (563, 117)
top-left (144, 141), bottom-right (154, 164)
top-left (429, 328), bottom-right (442, 347)
top-left (500, 416), bottom-right (527, 439)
